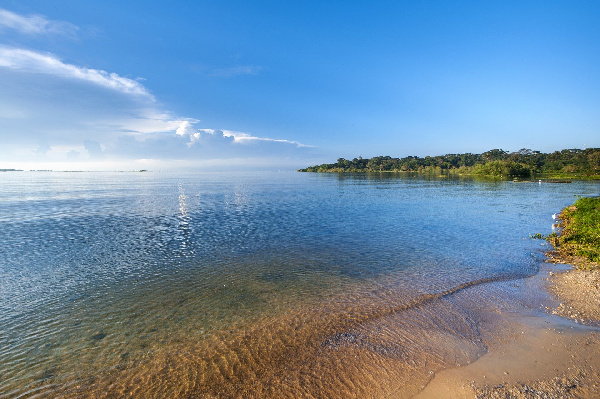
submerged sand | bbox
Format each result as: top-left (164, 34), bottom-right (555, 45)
top-left (16, 262), bottom-right (600, 398)
top-left (416, 266), bottom-right (600, 399)
top-left (53, 265), bottom-right (600, 399)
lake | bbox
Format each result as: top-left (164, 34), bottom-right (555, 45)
top-left (1, 171), bottom-right (597, 397)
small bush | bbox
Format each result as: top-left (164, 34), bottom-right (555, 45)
top-left (553, 197), bottom-right (600, 267)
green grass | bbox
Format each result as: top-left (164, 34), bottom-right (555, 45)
top-left (551, 197), bottom-right (600, 268)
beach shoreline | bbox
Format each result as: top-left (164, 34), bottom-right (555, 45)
top-left (415, 263), bottom-right (600, 398)
top-left (416, 196), bottom-right (600, 398)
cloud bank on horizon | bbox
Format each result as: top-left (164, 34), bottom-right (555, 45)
top-left (0, 7), bottom-right (313, 170)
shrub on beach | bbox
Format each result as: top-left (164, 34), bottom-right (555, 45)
top-left (550, 197), bottom-right (600, 268)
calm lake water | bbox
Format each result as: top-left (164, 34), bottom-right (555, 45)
top-left (1, 171), bottom-right (598, 398)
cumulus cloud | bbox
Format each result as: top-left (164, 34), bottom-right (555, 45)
top-left (109, 126), bottom-right (314, 163)
top-left (84, 140), bottom-right (104, 158)
top-left (172, 122), bottom-right (313, 149)
top-left (0, 8), bottom-right (78, 37)
top-left (104, 112), bottom-right (196, 138)
top-left (175, 120), bottom-right (197, 137)
top-left (189, 129), bottom-right (235, 147)
top-left (0, 47), bottom-right (151, 97)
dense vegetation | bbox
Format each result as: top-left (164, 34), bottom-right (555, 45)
top-left (549, 197), bottom-right (600, 268)
top-left (298, 148), bottom-right (600, 178)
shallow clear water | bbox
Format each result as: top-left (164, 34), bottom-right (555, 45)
top-left (0, 171), bottom-right (598, 397)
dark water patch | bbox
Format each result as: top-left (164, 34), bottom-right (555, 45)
top-left (90, 333), bottom-right (106, 341)
top-left (321, 331), bottom-right (408, 359)
top-left (256, 271), bottom-right (293, 282)
top-left (38, 369), bottom-right (56, 382)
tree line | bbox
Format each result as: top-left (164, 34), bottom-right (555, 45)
top-left (298, 148), bottom-right (600, 177)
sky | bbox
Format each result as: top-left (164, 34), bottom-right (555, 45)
top-left (0, 1), bottom-right (599, 171)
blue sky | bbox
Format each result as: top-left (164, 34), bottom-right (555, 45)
top-left (0, 1), bottom-right (599, 170)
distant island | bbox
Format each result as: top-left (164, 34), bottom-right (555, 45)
top-left (298, 148), bottom-right (600, 178)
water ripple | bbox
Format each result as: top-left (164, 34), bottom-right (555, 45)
top-left (1, 171), bottom-right (597, 397)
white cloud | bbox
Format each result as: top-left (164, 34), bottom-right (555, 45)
top-left (175, 120), bottom-right (197, 136)
top-left (172, 126), bottom-right (313, 149)
top-left (0, 8), bottom-right (78, 37)
top-left (209, 65), bottom-right (263, 77)
top-left (107, 111), bottom-right (195, 136)
top-left (0, 18), bottom-right (314, 170)
top-left (15, 143), bottom-right (91, 161)
top-left (0, 47), bottom-right (151, 97)
top-left (221, 130), bottom-right (315, 148)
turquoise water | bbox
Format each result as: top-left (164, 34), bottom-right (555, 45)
top-left (0, 171), bottom-right (597, 397)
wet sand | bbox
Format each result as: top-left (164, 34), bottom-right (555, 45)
top-left (416, 265), bottom-right (600, 399)
top-left (549, 269), bottom-right (600, 323)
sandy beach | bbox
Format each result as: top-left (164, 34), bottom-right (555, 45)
top-left (416, 264), bottom-right (600, 398)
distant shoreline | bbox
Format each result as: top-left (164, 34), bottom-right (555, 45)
top-left (302, 168), bottom-right (600, 181)
top-left (299, 148), bottom-right (600, 179)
